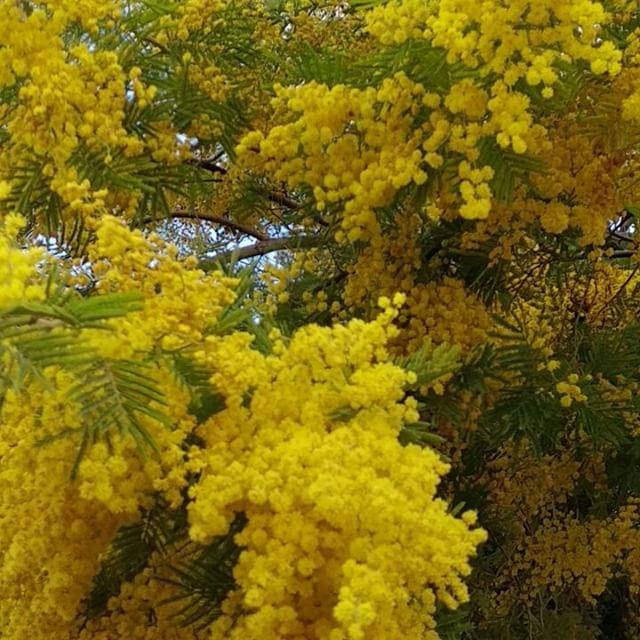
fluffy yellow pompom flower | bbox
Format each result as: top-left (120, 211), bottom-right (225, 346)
top-left (189, 307), bottom-right (486, 640)
top-left (0, 213), bottom-right (45, 310)
top-left (237, 73), bottom-right (431, 243)
top-left (0, 214), bottom-right (240, 640)
top-left (85, 215), bottom-right (237, 358)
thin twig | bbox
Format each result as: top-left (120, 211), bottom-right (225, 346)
top-left (591, 263), bottom-right (640, 321)
top-left (187, 158), bottom-right (228, 174)
top-left (266, 191), bottom-right (301, 211)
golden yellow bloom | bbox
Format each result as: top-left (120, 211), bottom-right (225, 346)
top-left (190, 307), bottom-right (486, 639)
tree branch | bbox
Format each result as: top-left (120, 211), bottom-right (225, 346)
top-left (200, 235), bottom-right (321, 268)
top-left (187, 158), bottom-right (228, 174)
top-left (606, 250), bottom-right (636, 259)
top-left (162, 211), bottom-right (269, 242)
top-left (266, 191), bottom-right (301, 211)
top-left (187, 157), bottom-right (329, 226)
top-left (607, 231), bottom-right (635, 244)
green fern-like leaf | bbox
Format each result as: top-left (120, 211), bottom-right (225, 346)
top-left (0, 280), bottom-right (172, 478)
top-left (68, 358), bottom-right (171, 477)
top-left (477, 137), bottom-right (548, 204)
top-left (167, 352), bottom-right (226, 422)
top-left (159, 513), bottom-right (246, 630)
top-left (83, 500), bottom-right (188, 620)
top-left (0, 292), bottom-right (143, 393)
top-left (399, 420), bottom-right (446, 447)
top-left (397, 341), bottom-right (462, 388)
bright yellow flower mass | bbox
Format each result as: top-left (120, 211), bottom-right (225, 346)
top-left (3, 0), bottom-right (640, 638)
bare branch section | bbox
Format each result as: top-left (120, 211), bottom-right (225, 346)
top-left (266, 191), bottom-right (301, 211)
top-left (187, 157), bottom-right (228, 174)
top-left (168, 210), bottom-right (269, 241)
top-left (200, 235), bottom-right (321, 269)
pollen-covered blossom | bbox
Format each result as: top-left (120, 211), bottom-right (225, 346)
top-left (0, 0), bottom-right (206, 228)
top-left (0, 369), bottom-right (126, 640)
top-left (475, 440), bottom-right (640, 614)
top-left (237, 0), bottom-right (631, 246)
top-left (364, 0), bottom-right (624, 161)
top-left (0, 0), bottom-right (141, 217)
top-left (236, 71), bottom-right (505, 242)
top-left (621, 28), bottom-right (640, 123)
top-left (189, 302), bottom-right (486, 640)
top-left (342, 212), bottom-right (491, 359)
top-left (0, 213), bottom-right (45, 310)
top-left (78, 554), bottom-right (203, 640)
top-left (366, 0), bottom-right (622, 153)
top-left (1, 213), bottom-right (486, 640)
top-left (556, 374), bottom-right (588, 408)
top-left (0, 217), bottom-right (237, 640)
top-left (85, 216), bottom-right (237, 358)
top-left (6, 0), bottom-right (640, 635)
top-left (0, 364), bottom-right (202, 639)
top-left (366, 0), bottom-right (622, 79)
top-left (237, 73), bottom-right (431, 243)
top-left (504, 505), bottom-right (640, 606)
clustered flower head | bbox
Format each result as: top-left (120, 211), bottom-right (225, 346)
top-left (366, 0), bottom-right (622, 79)
top-left (505, 504), bottom-right (640, 606)
top-left (0, 213), bottom-right (247, 639)
top-left (477, 442), bottom-right (640, 615)
top-left (0, 0), bottom-right (142, 219)
top-left (85, 215), bottom-right (237, 358)
top-left (238, 0), bottom-right (630, 248)
top-left (556, 374), bottom-right (589, 408)
top-left (0, 213), bottom-right (45, 310)
top-left (237, 74), bottom-right (432, 243)
top-left (342, 213), bottom-right (491, 360)
top-left (0, 0), bottom-right (219, 229)
top-left (189, 300), bottom-right (486, 639)
top-left (0, 221), bottom-right (486, 640)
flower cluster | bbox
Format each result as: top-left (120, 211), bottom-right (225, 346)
top-left (366, 0), bottom-right (622, 80)
top-left (556, 374), bottom-right (588, 408)
top-left (0, 213), bottom-right (45, 310)
top-left (237, 70), bottom-right (515, 242)
top-left (85, 215), bottom-right (237, 358)
top-left (367, 0), bottom-right (624, 155)
top-left (237, 74), bottom-right (431, 243)
top-left (0, 1), bottom-right (142, 219)
top-left (505, 504), bottom-right (640, 605)
top-left (0, 369), bottom-right (126, 640)
top-left (189, 303), bottom-right (486, 639)
top-left (0, 216), bottom-right (238, 640)
top-left (78, 556), bottom-right (198, 640)
top-left (237, 0), bottom-right (636, 250)
top-left (342, 213), bottom-right (491, 357)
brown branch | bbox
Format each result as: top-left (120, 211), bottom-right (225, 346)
top-left (200, 235), bottom-right (321, 268)
top-left (142, 37), bottom-right (170, 54)
top-left (161, 211), bottom-right (269, 242)
top-left (606, 250), bottom-right (636, 259)
top-left (266, 191), bottom-right (300, 211)
top-left (187, 158), bottom-right (228, 174)
top-left (187, 157), bottom-right (329, 226)
top-left (607, 231), bottom-right (635, 244)
top-left (540, 249), bottom-right (636, 262)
